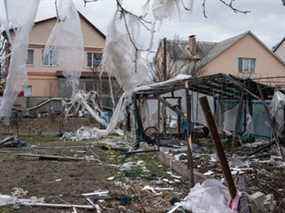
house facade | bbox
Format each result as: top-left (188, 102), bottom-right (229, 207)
top-left (155, 31), bottom-right (285, 87)
top-left (25, 12), bottom-right (109, 98)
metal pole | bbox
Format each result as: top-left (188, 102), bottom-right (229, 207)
top-left (185, 83), bottom-right (194, 188)
top-left (177, 97), bottom-right (182, 138)
top-left (200, 96), bottom-right (237, 199)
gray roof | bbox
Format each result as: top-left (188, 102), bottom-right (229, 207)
top-left (164, 31), bottom-right (250, 72)
top-left (197, 31), bottom-right (248, 69)
top-left (273, 37), bottom-right (285, 52)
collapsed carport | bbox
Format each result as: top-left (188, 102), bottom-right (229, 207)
top-left (130, 73), bottom-right (278, 148)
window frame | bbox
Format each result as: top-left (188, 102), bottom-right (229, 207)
top-left (86, 52), bottom-right (102, 68)
top-left (42, 47), bottom-right (57, 67)
top-left (27, 49), bottom-right (34, 65)
top-left (238, 57), bottom-right (256, 74)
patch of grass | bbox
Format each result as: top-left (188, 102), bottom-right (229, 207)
top-left (20, 135), bottom-right (58, 145)
top-left (116, 153), bottom-right (169, 180)
top-left (0, 207), bottom-right (19, 213)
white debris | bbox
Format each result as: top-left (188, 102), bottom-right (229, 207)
top-left (0, 194), bottom-right (44, 207)
top-left (203, 170), bottom-right (214, 176)
top-left (0, 194), bottom-right (16, 206)
top-left (62, 127), bottom-right (103, 141)
top-left (169, 179), bottom-right (233, 213)
top-left (107, 176), bottom-right (115, 181)
top-left (119, 162), bottom-right (137, 172)
top-left (11, 187), bottom-right (28, 197)
top-left (142, 185), bottom-right (174, 195)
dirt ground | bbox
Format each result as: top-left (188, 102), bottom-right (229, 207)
top-left (0, 134), bottom-right (189, 213)
top-left (1, 118), bottom-right (285, 212)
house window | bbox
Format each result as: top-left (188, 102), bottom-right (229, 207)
top-left (238, 57), bottom-right (256, 73)
top-left (87, 52), bottom-right (102, 67)
top-left (43, 48), bottom-right (57, 66)
top-left (27, 49), bottom-right (34, 65)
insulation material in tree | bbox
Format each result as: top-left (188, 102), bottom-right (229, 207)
top-left (44, 0), bottom-right (84, 96)
top-left (102, 12), bottom-right (151, 93)
top-left (0, 0), bottom-right (40, 119)
top-left (151, 0), bottom-right (193, 21)
top-left (271, 91), bottom-right (285, 138)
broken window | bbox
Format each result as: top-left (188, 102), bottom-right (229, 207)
top-left (238, 57), bottom-right (256, 73)
top-left (87, 52), bottom-right (102, 67)
top-left (27, 49), bottom-right (34, 65)
top-left (43, 48), bottom-right (57, 66)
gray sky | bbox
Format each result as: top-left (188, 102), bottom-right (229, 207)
top-left (37, 0), bottom-right (285, 48)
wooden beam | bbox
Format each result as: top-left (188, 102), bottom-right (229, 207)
top-left (185, 85), bottom-right (195, 188)
top-left (200, 96), bottom-right (237, 199)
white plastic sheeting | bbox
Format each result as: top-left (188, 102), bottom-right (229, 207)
top-left (102, 12), bottom-right (151, 93)
top-left (149, 0), bottom-right (194, 21)
top-left (63, 90), bottom-right (107, 127)
top-left (223, 102), bottom-right (256, 135)
top-left (271, 91), bottom-right (285, 137)
top-left (44, 0), bottom-right (84, 96)
top-left (0, 0), bottom-right (40, 119)
top-left (141, 99), bottom-right (158, 128)
top-left (169, 179), bottom-right (233, 213)
top-left (0, 194), bottom-right (44, 207)
top-left (223, 104), bottom-right (239, 133)
top-left (63, 92), bottom-right (128, 141)
top-left (78, 11), bottom-right (155, 139)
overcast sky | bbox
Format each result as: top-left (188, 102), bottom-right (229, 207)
top-left (37, 0), bottom-right (285, 49)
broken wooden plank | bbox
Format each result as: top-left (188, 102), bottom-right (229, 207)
top-left (21, 202), bottom-right (95, 209)
top-left (200, 96), bottom-right (237, 199)
top-left (185, 85), bottom-right (195, 188)
top-left (14, 153), bottom-right (93, 161)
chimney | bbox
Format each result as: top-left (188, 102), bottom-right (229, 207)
top-left (188, 35), bottom-right (197, 57)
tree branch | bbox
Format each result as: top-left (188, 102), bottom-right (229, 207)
top-left (217, 0), bottom-right (250, 14)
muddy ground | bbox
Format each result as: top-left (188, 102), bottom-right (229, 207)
top-left (0, 118), bottom-right (285, 212)
top-left (0, 135), bottom-right (189, 213)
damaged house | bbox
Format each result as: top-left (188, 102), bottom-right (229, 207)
top-left (152, 31), bottom-right (285, 140)
top-left (155, 31), bottom-right (285, 87)
top-left (2, 10), bottom-right (120, 110)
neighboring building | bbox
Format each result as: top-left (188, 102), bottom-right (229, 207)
top-left (25, 11), bottom-right (119, 101)
top-left (273, 37), bottom-right (285, 63)
top-left (155, 31), bottom-right (285, 87)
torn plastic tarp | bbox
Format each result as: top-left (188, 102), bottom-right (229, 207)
top-left (271, 91), bottom-right (285, 138)
top-left (223, 104), bottom-right (239, 133)
top-left (44, 0), bottom-right (84, 96)
top-left (168, 179), bottom-right (234, 213)
top-left (63, 90), bottom-right (107, 127)
top-left (102, 12), bottom-right (151, 93)
top-left (63, 92), bottom-right (127, 141)
top-left (66, 11), bottom-right (153, 140)
top-left (147, 0), bottom-right (193, 21)
top-left (0, 0), bottom-right (40, 119)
